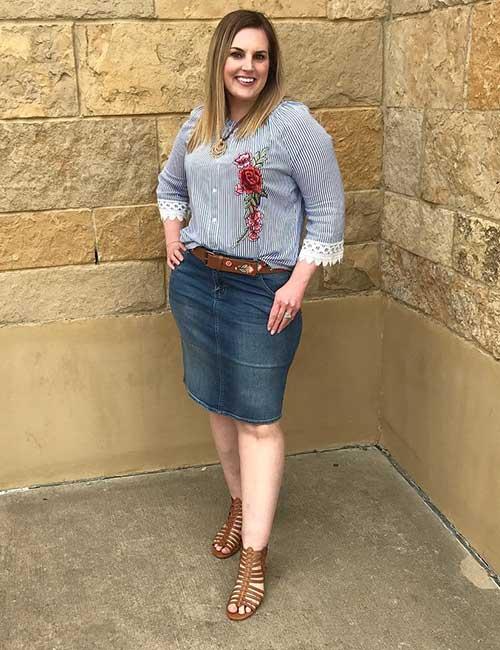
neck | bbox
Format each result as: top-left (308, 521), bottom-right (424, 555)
top-left (227, 97), bottom-right (255, 122)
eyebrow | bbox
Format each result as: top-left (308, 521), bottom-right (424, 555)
top-left (230, 46), bottom-right (268, 54)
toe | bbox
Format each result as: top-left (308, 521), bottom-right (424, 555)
top-left (227, 603), bottom-right (237, 613)
top-left (221, 545), bottom-right (230, 554)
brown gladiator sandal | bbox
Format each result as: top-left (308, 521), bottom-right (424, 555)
top-left (226, 545), bottom-right (268, 621)
top-left (211, 497), bottom-right (243, 559)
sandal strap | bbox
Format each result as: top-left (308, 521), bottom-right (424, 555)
top-left (228, 545), bottom-right (268, 610)
top-left (212, 497), bottom-right (242, 553)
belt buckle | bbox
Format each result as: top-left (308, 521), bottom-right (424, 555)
top-left (234, 262), bottom-right (257, 276)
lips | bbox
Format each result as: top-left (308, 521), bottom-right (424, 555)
top-left (235, 76), bottom-right (256, 85)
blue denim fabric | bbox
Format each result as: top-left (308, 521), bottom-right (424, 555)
top-left (168, 248), bottom-right (302, 424)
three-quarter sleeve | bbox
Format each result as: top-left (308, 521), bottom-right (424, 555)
top-left (156, 105), bottom-right (203, 222)
top-left (282, 104), bottom-right (345, 266)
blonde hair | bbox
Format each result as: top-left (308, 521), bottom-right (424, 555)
top-left (186, 10), bottom-right (286, 153)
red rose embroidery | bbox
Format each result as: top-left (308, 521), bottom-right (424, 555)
top-left (238, 166), bottom-right (263, 194)
top-left (233, 148), bottom-right (268, 244)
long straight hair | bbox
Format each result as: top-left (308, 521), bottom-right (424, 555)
top-left (186, 10), bottom-right (286, 153)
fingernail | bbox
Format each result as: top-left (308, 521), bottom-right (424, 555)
top-left (271, 329), bottom-right (276, 335)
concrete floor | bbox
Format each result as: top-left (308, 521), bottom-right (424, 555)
top-left (1, 447), bottom-right (499, 650)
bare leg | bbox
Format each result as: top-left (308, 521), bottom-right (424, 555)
top-left (227, 419), bottom-right (285, 615)
top-left (208, 413), bottom-right (242, 554)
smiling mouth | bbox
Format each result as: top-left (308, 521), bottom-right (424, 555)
top-left (235, 76), bottom-right (256, 85)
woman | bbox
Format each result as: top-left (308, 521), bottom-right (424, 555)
top-left (157, 9), bottom-right (345, 621)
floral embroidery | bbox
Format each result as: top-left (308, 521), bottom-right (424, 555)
top-left (233, 148), bottom-right (268, 243)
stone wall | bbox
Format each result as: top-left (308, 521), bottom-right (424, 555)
top-left (0, 1), bottom-right (383, 326)
top-left (382, 0), bottom-right (500, 360)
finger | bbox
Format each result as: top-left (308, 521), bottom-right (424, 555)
top-left (269, 303), bottom-right (288, 335)
top-left (267, 300), bottom-right (283, 332)
top-left (276, 312), bottom-right (294, 334)
top-left (173, 250), bottom-right (184, 265)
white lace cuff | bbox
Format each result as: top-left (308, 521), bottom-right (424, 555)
top-left (158, 198), bottom-right (190, 222)
top-left (298, 238), bottom-right (344, 267)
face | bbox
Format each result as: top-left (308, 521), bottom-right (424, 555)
top-left (223, 27), bottom-right (270, 110)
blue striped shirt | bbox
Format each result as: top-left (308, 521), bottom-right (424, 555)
top-left (156, 99), bottom-right (345, 270)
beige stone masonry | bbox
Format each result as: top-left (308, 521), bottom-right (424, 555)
top-left (0, 1), bottom-right (154, 20)
top-left (328, 0), bottom-right (388, 20)
top-left (156, 0), bottom-right (326, 19)
top-left (381, 241), bottom-right (500, 359)
top-left (382, 193), bottom-right (454, 266)
top-left (323, 243), bottom-right (381, 292)
top-left (453, 214), bottom-right (500, 287)
top-left (467, 0), bottom-right (500, 110)
top-left (0, 210), bottom-right (94, 272)
top-left (385, 7), bottom-right (469, 108)
top-left (421, 110), bottom-right (500, 219)
top-left (315, 109), bottom-right (383, 191)
top-left (0, 119), bottom-right (157, 213)
top-left (157, 114), bottom-right (189, 164)
top-left (392, 1), bottom-right (475, 16)
top-left (345, 190), bottom-right (382, 243)
top-left (94, 205), bottom-right (165, 262)
top-left (75, 22), bottom-right (212, 115)
top-left (0, 24), bottom-right (77, 119)
top-left (0, 260), bottom-right (165, 325)
top-left (392, 0), bottom-right (432, 13)
top-left (383, 108), bottom-right (423, 197)
top-left (276, 20), bottom-right (382, 108)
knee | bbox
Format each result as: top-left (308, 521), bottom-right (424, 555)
top-left (236, 420), bottom-right (281, 440)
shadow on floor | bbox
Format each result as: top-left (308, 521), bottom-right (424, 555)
top-left (1, 447), bottom-right (499, 649)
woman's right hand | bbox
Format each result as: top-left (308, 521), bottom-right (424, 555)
top-left (166, 240), bottom-right (187, 270)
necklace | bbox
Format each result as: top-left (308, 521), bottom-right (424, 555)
top-left (210, 118), bottom-right (241, 158)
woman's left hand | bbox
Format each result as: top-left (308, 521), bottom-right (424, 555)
top-left (267, 279), bottom-right (305, 335)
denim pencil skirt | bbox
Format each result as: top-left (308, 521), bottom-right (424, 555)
top-left (168, 248), bottom-right (303, 424)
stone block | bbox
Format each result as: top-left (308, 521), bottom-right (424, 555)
top-left (156, 0), bottom-right (325, 18)
top-left (453, 214), bottom-right (500, 287)
top-left (328, 0), bottom-right (388, 20)
top-left (433, 0), bottom-right (476, 6)
top-left (315, 109), bottom-right (383, 191)
top-left (384, 108), bottom-right (423, 196)
top-left (0, 24), bottom-right (77, 119)
top-left (276, 21), bottom-right (382, 108)
top-left (158, 114), bottom-right (189, 165)
top-left (0, 119), bottom-right (157, 213)
top-left (94, 205), bottom-right (165, 262)
top-left (468, 1), bottom-right (500, 110)
top-left (385, 7), bottom-right (469, 108)
top-left (345, 191), bottom-right (382, 243)
top-left (75, 23), bottom-right (211, 115)
top-left (324, 243), bottom-right (380, 292)
top-left (0, 261), bottom-right (165, 325)
top-left (381, 241), bottom-right (500, 359)
top-left (392, 0), bottom-right (432, 13)
top-left (421, 110), bottom-right (500, 219)
top-left (0, 1), bottom-right (154, 19)
top-left (0, 210), bottom-right (94, 272)
top-left (382, 193), bottom-right (454, 265)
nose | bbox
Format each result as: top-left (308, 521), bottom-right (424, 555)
top-left (242, 55), bottom-right (255, 72)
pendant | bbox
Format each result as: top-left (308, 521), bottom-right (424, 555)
top-left (210, 139), bottom-right (227, 158)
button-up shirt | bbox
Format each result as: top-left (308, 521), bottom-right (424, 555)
top-left (156, 99), bottom-right (345, 269)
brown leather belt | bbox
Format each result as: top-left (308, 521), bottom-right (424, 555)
top-left (190, 246), bottom-right (288, 276)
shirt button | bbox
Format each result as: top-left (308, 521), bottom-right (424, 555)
top-left (212, 187), bottom-right (217, 193)
top-left (212, 217), bottom-right (217, 222)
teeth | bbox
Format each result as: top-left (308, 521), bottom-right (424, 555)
top-left (236, 77), bottom-right (255, 83)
